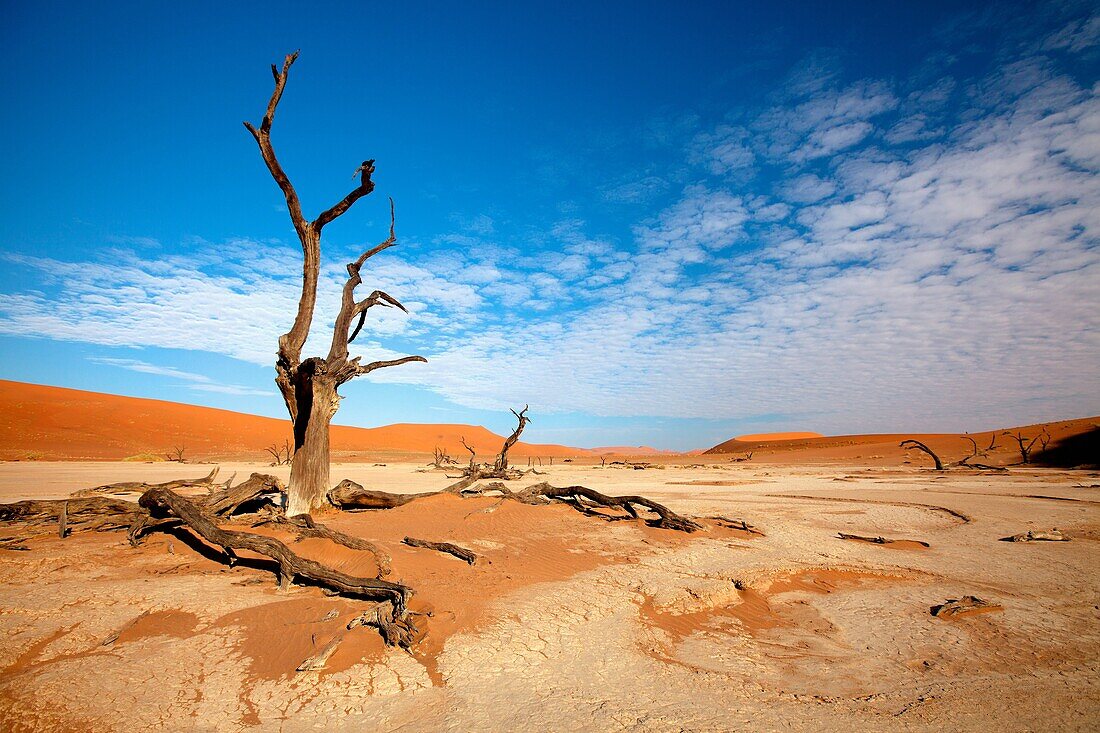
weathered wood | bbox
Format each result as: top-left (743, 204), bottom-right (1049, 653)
top-left (71, 467), bottom-right (221, 498)
top-left (282, 513), bottom-right (392, 577)
top-left (403, 536), bottom-right (479, 564)
top-left (327, 479), bottom-right (442, 510)
top-left (837, 532), bottom-right (930, 547)
top-left (139, 488), bottom-right (411, 613)
top-left (346, 604), bottom-right (421, 650)
top-left (205, 472), bottom-right (285, 516)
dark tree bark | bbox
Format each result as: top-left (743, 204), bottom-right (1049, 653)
top-left (1002, 431), bottom-right (1042, 464)
top-left (243, 52), bottom-right (426, 515)
top-left (494, 405), bottom-right (530, 472)
top-left (900, 439), bottom-right (945, 470)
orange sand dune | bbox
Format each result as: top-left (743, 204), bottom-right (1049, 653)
top-left (591, 445), bottom-right (681, 456)
top-left (0, 380), bottom-right (591, 461)
top-left (734, 431), bottom-right (824, 442)
top-left (707, 417), bottom-right (1099, 468)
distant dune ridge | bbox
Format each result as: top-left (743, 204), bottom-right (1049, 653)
top-left (1, 380), bottom-right (1095, 466)
top-left (733, 431), bottom-right (823, 442)
top-left (707, 419), bottom-right (1099, 468)
top-left (0, 380), bottom-right (592, 460)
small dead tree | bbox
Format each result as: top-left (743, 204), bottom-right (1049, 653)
top-left (244, 52), bottom-right (425, 515)
top-left (430, 446), bottom-right (459, 469)
top-left (164, 445), bottom-right (187, 463)
top-left (265, 439), bottom-right (293, 466)
top-left (1003, 430), bottom-right (1042, 465)
top-left (494, 405), bottom-right (530, 473)
top-left (900, 439), bottom-right (944, 470)
top-left (460, 436), bottom-right (476, 472)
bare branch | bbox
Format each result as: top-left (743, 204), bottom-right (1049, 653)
top-left (900, 439), bottom-right (945, 470)
top-left (313, 159), bottom-right (376, 233)
top-left (328, 199), bottom-right (408, 359)
top-left (331, 354), bottom-right (427, 386)
top-left (243, 51), bottom-right (307, 238)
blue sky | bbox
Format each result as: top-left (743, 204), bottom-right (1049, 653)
top-left (1, 1), bottom-right (1098, 450)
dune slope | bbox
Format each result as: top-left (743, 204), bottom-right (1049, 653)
top-left (0, 380), bottom-right (589, 460)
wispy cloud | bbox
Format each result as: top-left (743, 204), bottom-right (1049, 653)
top-left (88, 357), bottom-right (272, 397)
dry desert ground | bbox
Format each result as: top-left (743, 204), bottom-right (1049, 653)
top-left (0, 458), bottom-right (1098, 732)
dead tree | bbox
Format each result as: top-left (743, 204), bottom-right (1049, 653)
top-left (265, 439), bottom-right (293, 466)
top-left (164, 445), bottom-right (187, 463)
top-left (1003, 430), bottom-right (1042, 464)
top-left (900, 439), bottom-right (944, 470)
top-left (244, 52), bottom-right (425, 515)
top-left (460, 436), bottom-right (476, 472)
top-left (430, 446), bottom-right (458, 469)
top-left (494, 405), bottom-right (529, 472)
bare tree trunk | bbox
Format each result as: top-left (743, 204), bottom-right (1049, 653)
top-left (288, 378), bottom-right (335, 516)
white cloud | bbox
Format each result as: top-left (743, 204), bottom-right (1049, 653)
top-left (89, 358), bottom-right (272, 397)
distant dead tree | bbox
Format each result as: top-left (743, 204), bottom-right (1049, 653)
top-left (265, 440), bottom-right (293, 466)
top-left (445, 407), bottom-right (537, 489)
top-left (493, 405), bottom-right (530, 473)
top-left (460, 436), bottom-right (476, 472)
top-left (986, 433), bottom-right (997, 451)
top-left (244, 52), bottom-right (425, 515)
top-left (431, 446), bottom-right (458, 469)
top-left (1002, 430), bottom-right (1044, 465)
top-left (900, 439), bottom-right (944, 470)
top-left (164, 445), bottom-right (187, 463)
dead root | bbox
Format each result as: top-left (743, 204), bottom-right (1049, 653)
top-left (403, 536), bottom-right (480, 564)
top-left (467, 481), bottom-right (703, 532)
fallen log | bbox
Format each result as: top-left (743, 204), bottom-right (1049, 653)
top-left (204, 473), bottom-right (285, 516)
top-left (71, 467), bottom-right (222, 498)
top-left (327, 480), bottom-right (443, 510)
top-left (402, 536), bottom-right (479, 564)
top-left (837, 532), bottom-right (930, 547)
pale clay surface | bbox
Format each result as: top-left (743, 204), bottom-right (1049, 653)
top-left (0, 460), bottom-right (1097, 731)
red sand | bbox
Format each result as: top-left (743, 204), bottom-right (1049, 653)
top-left (0, 380), bottom-right (591, 461)
top-left (734, 431), bottom-right (824, 442)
